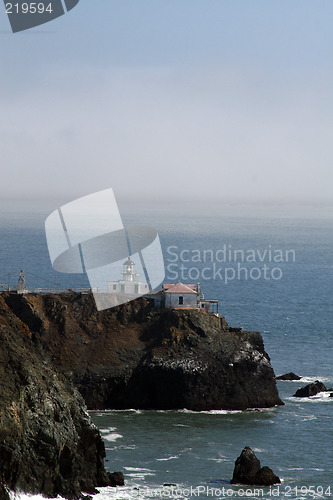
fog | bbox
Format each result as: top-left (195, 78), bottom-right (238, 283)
top-left (1, 1), bottom-right (332, 207)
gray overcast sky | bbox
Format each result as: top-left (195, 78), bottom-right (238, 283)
top-left (1, 0), bottom-right (332, 206)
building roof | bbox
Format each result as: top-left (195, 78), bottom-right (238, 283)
top-left (123, 257), bottom-right (135, 266)
top-left (161, 282), bottom-right (197, 294)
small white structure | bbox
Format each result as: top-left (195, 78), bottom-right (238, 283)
top-left (107, 258), bottom-right (149, 296)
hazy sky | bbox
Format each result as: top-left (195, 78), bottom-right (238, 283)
top-left (1, 1), bottom-right (332, 206)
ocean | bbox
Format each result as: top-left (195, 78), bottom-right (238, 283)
top-left (1, 202), bottom-right (332, 500)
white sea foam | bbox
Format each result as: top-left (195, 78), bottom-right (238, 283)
top-left (156, 455), bottom-right (179, 461)
top-left (123, 467), bottom-right (155, 480)
top-left (9, 493), bottom-right (46, 500)
top-left (299, 376), bottom-right (332, 384)
top-left (93, 484), bottom-right (189, 500)
top-left (124, 467), bottom-right (152, 471)
top-left (102, 432), bottom-right (123, 442)
top-left (100, 426), bottom-right (117, 433)
top-left (118, 444), bottom-right (136, 450)
top-left (208, 457), bottom-right (229, 462)
top-left (301, 415), bottom-right (317, 421)
top-left (276, 375), bottom-right (332, 384)
top-left (178, 408), bottom-right (242, 414)
top-left (104, 408), bottom-right (143, 414)
top-left (94, 485), bottom-right (146, 500)
top-left (125, 473), bottom-right (155, 478)
top-left (90, 409), bottom-right (143, 414)
top-left (287, 391), bottom-right (333, 403)
top-left (247, 406), bottom-right (279, 413)
top-left (8, 485), bottom-right (138, 500)
top-left (124, 468), bottom-right (155, 479)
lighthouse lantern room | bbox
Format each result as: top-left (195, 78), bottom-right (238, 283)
top-left (122, 257), bottom-right (138, 281)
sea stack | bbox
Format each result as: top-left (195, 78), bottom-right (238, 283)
top-left (231, 447), bottom-right (281, 486)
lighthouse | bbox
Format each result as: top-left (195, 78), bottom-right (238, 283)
top-left (107, 257), bottom-right (149, 297)
top-left (122, 257), bottom-right (138, 282)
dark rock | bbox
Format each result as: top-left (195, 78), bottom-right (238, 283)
top-left (107, 471), bottom-right (125, 487)
top-left (0, 295), bottom-right (114, 499)
top-left (2, 292), bottom-right (283, 411)
top-left (276, 372), bottom-right (301, 381)
top-left (231, 447), bottom-right (280, 486)
top-left (0, 483), bottom-right (10, 500)
top-left (254, 466), bottom-right (281, 486)
top-left (293, 380), bottom-right (327, 398)
top-left (231, 447), bottom-right (261, 484)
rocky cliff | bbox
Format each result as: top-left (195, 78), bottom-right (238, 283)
top-left (0, 295), bottom-right (117, 499)
top-left (2, 292), bottom-right (283, 411)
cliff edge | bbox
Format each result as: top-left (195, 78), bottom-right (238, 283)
top-left (0, 295), bottom-right (115, 499)
top-left (2, 292), bottom-right (283, 411)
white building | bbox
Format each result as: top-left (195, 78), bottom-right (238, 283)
top-left (107, 257), bottom-right (150, 296)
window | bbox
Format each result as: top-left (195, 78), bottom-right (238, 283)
top-left (120, 284), bottom-right (125, 293)
top-left (179, 296), bottom-right (184, 305)
top-left (113, 284), bottom-right (117, 290)
top-left (134, 284), bottom-right (139, 293)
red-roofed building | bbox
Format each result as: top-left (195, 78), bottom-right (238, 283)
top-left (151, 281), bottom-right (198, 309)
top-left (148, 282), bottom-right (219, 315)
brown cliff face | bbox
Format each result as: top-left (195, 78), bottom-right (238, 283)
top-left (0, 295), bottom-right (115, 499)
top-left (2, 292), bottom-right (283, 411)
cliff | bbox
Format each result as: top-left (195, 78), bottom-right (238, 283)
top-left (0, 295), bottom-right (116, 499)
top-left (2, 292), bottom-right (283, 411)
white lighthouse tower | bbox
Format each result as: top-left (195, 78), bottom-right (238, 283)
top-left (122, 257), bottom-right (139, 282)
top-left (107, 257), bottom-right (149, 297)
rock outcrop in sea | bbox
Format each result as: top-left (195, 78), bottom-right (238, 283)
top-left (0, 295), bottom-right (120, 499)
top-left (276, 372), bottom-right (301, 380)
top-left (2, 292), bottom-right (283, 411)
top-left (231, 447), bottom-right (281, 486)
top-left (293, 380), bottom-right (327, 397)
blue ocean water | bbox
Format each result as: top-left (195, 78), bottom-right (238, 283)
top-left (1, 202), bottom-right (332, 499)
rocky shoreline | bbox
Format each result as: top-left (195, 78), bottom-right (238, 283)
top-left (0, 291), bottom-right (283, 498)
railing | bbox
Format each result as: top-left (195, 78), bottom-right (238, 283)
top-left (0, 286), bottom-right (91, 294)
